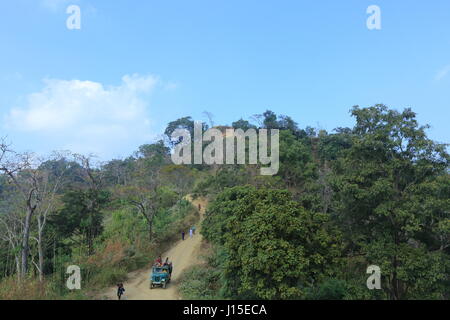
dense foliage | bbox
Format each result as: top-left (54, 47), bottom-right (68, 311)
top-left (1, 104), bottom-right (448, 299)
top-left (190, 105), bottom-right (449, 300)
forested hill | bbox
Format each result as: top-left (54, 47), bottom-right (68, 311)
top-left (0, 104), bottom-right (449, 300)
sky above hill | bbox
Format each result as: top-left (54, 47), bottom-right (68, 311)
top-left (1, 0), bottom-right (449, 159)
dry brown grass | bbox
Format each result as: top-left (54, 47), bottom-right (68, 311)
top-left (0, 277), bottom-right (50, 300)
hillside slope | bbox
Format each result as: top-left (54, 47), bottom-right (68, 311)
top-left (97, 196), bottom-right (207, 300)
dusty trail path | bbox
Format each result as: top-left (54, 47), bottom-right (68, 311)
top-left (97, 196), bottom-right (208, 300)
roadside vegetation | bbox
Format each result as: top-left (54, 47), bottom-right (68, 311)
top-left (183, 105), bottom-right (449, 300)
top-left (1, 105), bottom-right (448, 299)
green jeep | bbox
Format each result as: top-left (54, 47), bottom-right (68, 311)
top-left (149, 265), bottom-right (172, 289)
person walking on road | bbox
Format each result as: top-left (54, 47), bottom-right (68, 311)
top-left (189, 228), bottom-right (193, 238)
top-left (192, 225), bottom-right (196, 235)
top-left (117, 283), bottom-right (125, 300)
top-left (182, 231), bottom-right (185, 240)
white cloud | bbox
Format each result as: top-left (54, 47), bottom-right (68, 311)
top-left (435, 65), bottom-right (450, 81)
top-left (5, 74), bottom-right (160, 158)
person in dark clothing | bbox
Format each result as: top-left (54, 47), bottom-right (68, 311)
top-left (182, 231), bottom-right (185, 240)
top-left (117, 283), bottom-right (125, 300)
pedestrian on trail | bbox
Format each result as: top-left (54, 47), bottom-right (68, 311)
top-left (117, 283), bottom-right (125, 300)
top-left (192, 225), bottom-right (196, 235)
top-left (189, 228), bottom-right (193, 238)
top-left (182, 231), bottom-right (185, 240)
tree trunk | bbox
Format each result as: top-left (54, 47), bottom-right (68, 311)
top-left (21, 208), bottom-right (33, 277)
top-left (15, 255), bottom-right (21, 280)
top-left (148, 219), bottom-right (153, 241)
top-left (37, 231), bottom-right (44, 282)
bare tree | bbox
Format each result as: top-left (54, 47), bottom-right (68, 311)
top-left (115, 185), bottom-right (160, 241)
top-left (250, 114), bottom-right (264, 128)
top-left (114, 154), bottom-right (163, 241)
top-left (0, 139), bottom-right (69, 280)
top-left (202, 111), bottom-right (215, 128)
top-left (32, 152), bottom-right (71, 281)
top-left (74, 153), bottom-right (104, 190)
top-left (0, 209), bottom-right (23, 278)
top-left (0, 139), bottom-right (38, 278)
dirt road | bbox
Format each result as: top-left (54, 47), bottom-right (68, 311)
top-left (97, 196), bottom-right (207, 300)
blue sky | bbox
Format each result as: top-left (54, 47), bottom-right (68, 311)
top-left (1, 0), bottom-right (449, 159)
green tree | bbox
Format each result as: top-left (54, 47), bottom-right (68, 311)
top-left (164, 117), bottom-right (208, 146)
top-left (231, 119), bottom-right (257, 131)
top-left (278, 130), bottom-right (317, 189)
top-left (203, 186), bottom-right (342, 299)
top-left (50, 189), bottom-right (110, 255)
top-left (331, 105), bottom-right (449, 299)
